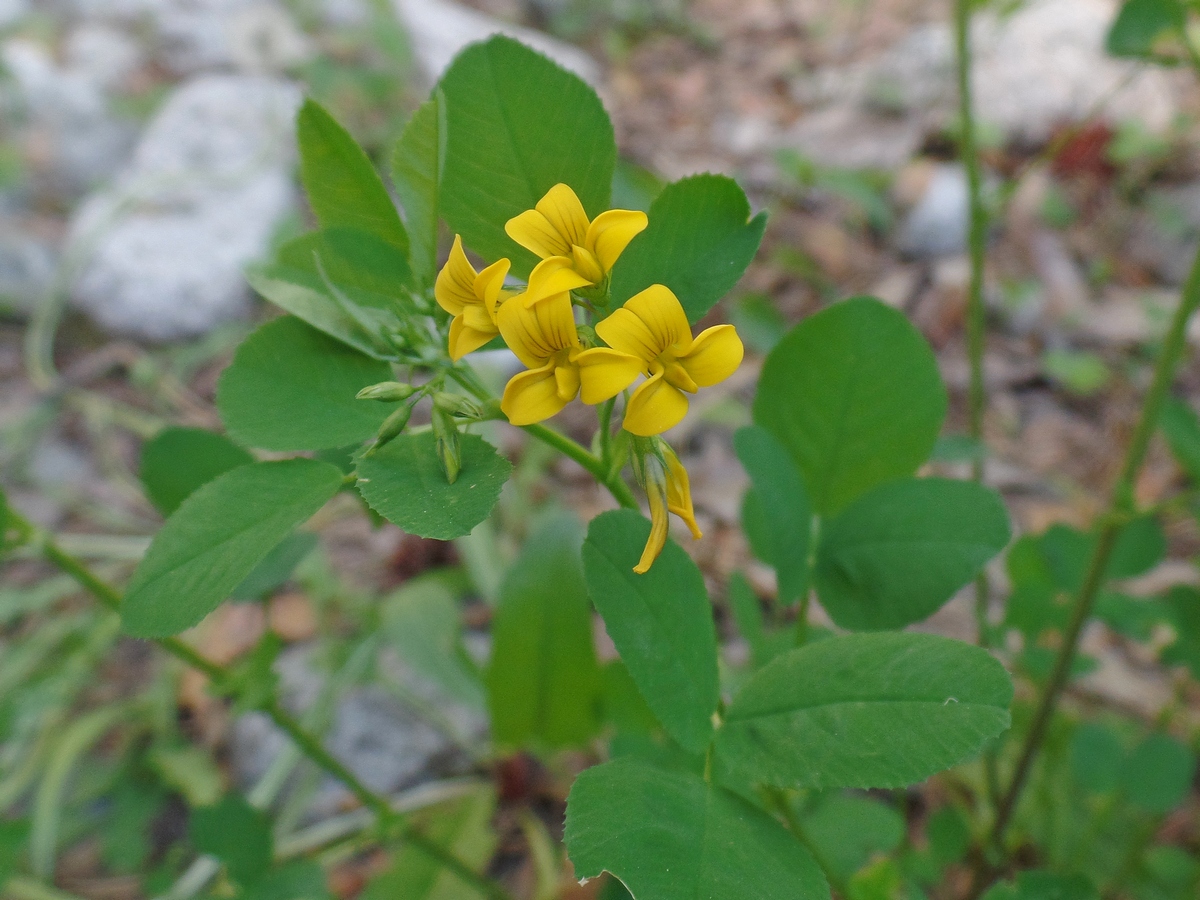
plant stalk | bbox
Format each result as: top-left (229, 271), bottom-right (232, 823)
top-left (9, 510), bottom-right (516, 900)
top-left (980, 239), bottom-right (1200, 882)
top-left (522, 422), bottom-right (638, 509)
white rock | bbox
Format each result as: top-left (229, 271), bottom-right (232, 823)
top-left (64, 24), bottom-right (143, 91)
top-left (1, 38), bottom-right (134, 193)
top-left (148, 0), bottom-right (308, 75)
top-left (392, 0), bottom-right (600, 86)
top-left (0, 226), bottom-right (57, 313)
top-left (68, 74), bottom-right (301, 340)
top-left (0, 0), bottom-right (27, 29)
top-left (895, 163), bottom-right (969, 258)
top-left (783, 0), bottom-right (1184, 169)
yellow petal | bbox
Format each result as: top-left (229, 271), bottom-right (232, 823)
top-left (497, 291), bottom-right (579, 369)
top-left (662, 360), bottom-right (698, 394)
top-left (623, 365), bottom-right (689, 436)
top-left (595, 307), bottom-right (660, 362)
top-left (461, 304), bottom-right (496, 332)
top-left (501, 362), bottom-right (570, 426)
top-left (505, 209), bottom-right (570, 259)
top-left (474, 257), bottom-right (510, 314)
top-left (434, 235), bottom-right (477, 315)
top-left (535, 184), bottom-right (590, 248)
top-left (586, 208), bottom-right (648, 272)
top-left (524, 256), bottom-right (592, 306)
top-left (570, 245), bottom-right (604, 284)
top-left (664, 452), bottom-right (702, 539)
top-left (554, 362), bottom-right (581, 402)
top-left (448, 315), bottom-right (498, 360)
top-left (678, 324), bottom-right (744, 387)
top-left (576, 347), bottom-right (645, 404)
top-left (634, 484), bottom-right (669, 574)
top-left (624, 284), bottom-right (691, 353)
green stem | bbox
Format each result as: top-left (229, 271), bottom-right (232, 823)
top-left (10, 511), bottom-right (516, 900)
top-left (448, 362), bottom-right (638, 509)
top-left (522, 422), bottom-right (638, 509)
top-left (981, 239), bottom-right (1200, 877)
top-left (954, 0), bottom-right (992, 652)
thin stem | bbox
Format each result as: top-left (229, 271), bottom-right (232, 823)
top-left (522, 422), bottom-right (638, 509)
top-left (954, 0), bottom-right (992, 652)
top-left (447, 362), bottom-right (638, 509)
top-left (980, 239), bottom-right (1200, 883)
top-left (10, 511), bottom-right (516, 900)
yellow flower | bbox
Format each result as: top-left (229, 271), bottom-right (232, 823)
top-left (591, 284), bottom-right (744, 436)
top-left (505, 184), bottom-right (648, 306)
top-left (435, 235), bottom-right (510, 360)
top-left (496, 287), bottom-right (645, 426)
top-left (634, 446), bottom-right (702, 574)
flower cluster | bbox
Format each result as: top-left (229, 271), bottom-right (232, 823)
top-left (434, 183), bottom-right (745, 571)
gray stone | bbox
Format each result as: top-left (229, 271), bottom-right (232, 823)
top-left (150, 0), bottom-right (311, 75)
top-left (895, 163), bottom-right (969, 258)
top-left (231, 644), bottom-right (470, 821)
top-left (782, 0), bottom-right (1182, 169)
top-left (68, 74), bottom-right (301, 340)
top-left (64, 24), bottom-right (144, 92)
top-left (1, 38), bottom-right (135, 194)
top-left (1128, 182), bottom-right (1200, 286)
top-left (392, 0), bottom-right (601, 86)
top-left (0, 0), bottom-right (27, 29)
top-left (0, 226), bottom-right (57, 313)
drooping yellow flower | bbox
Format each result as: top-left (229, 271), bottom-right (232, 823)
top-left (634, 446), bottom-right (702, 574)
top-left (435, 235), bottom-right (510, 360)
top-left (505, 184), bottom-right (648, 306)
top-left (591, 284), bottom-right (744, 436)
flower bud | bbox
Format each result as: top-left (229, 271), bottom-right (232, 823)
top-left (432, 391), bottom-right (482, 419)
top-left (357, 381), bottom-right (417, 402)
top-left (432, 408), bottom-right (462, 484)
top-left (365, 403), bottom-right (413, 455)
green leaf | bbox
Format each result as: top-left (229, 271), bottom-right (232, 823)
top-left (609, 174), bottom-right (767, 323)
top-left (217, 316), bottom-right (396, 452)
top-left (802, 795), bottom-right (904, 883)
top-left (582, 510), bottom-right (719, 754)
top-left (361, 788), bottom-right (496, 900)
top-left (297, 99), bottom-right (408, 252)
top-left (601, 660), bottom-right (661, 734)
top-left (243, 860), bottom-right (330, 900)
top-left (1106, 0), bottom-right (1185, 59)
top-left (1070, 723), bottom-right (1124, 794)
top-left (392, 93), bottom-right (445, 288)
top-left (566, 759), bottom-right (829, 900)
top-left (382, 577), bottom-right (484, 708)
top-left (735, 426), bottom-right (812, 606)
top-left (355, 432), bottom-right (511, 540)
top-left (1121, 733), bottom-right (1196, 813)
top-left (189, 794), bottom-right (273, 886)
top-left (245, 228), bottom-right (412, 362)
top-left (814, 478), bottom-right (1010, 630)
top-left (438, 35), bottom-right (615, 276)
top-left (0, 821), bottom-right (28, 886)
top-left (139, 428), bottom-right (254, 517)
top-left (715, 633), bottom-right (1012, 789)
top-left (754, 297), bottom-right (947, 515)
top-left (230, 531), bottom-right (318, 601)
top-left (488, 513), bottom-right (602, 748)
top-left (147, 745), bottom-right (223, 807)
top-left (121, 459), bottom-right (342, 637)
top-left (1161, 397), bottom-right (1200, 481)
top-left (982, 871), bottom-right (1098, 900)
